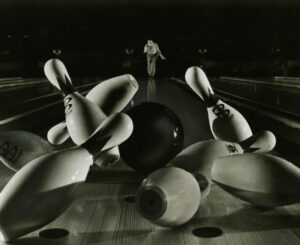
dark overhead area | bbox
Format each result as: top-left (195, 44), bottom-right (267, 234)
top-left (1, 0), bottom-right (300, 76)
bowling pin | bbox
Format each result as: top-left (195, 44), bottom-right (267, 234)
top-left (185, 66), bottom-right (252, 142)
top-left (47, 121), bottom-right (70, 145)
top-left (47, 121), bottom-right (121, 167)
top-left (86, 74), bottom-right (138, 114)
top-left (0, 131), bottom-right (54, 172)
top-left (44, 58), bottom-right (106, 145)
top-left (47, 74), bottom-right (138, 145)
top-left (0, 113), bottom-right (133, 242)
top-left (193, 172), bottom-right (211, 199)
top-left (211, 153), bottom-right (300, 207)
top-left (136, 167), bottom-right (201, 227)
top-left (172, 130), bottom-right (276, 180)
top-left (94, 146), bottom-right (120, 168)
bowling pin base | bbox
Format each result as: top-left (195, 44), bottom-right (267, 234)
top-left (94, 147), bottom-right (120, 168)
top-left (136, 186), bottom-right (167, 220)
top-left (215, 181), bottom-right (300, 207)
top-left (135, 168), bottom-right (201, 227)
top-left (94, 155), bottom-right (120, 168)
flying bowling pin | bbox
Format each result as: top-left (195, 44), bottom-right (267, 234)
top-left (211, 153), bottom-right (300, 207)
top-left (47, 74), bottom-right (138, 145)
top-left (136, 167), bottom-right (201, 227)
top-left (86, 74), bottom-right (138, 114)
top-left (172, 130), bottom-right (276, 180)
top-left (44, 58), bottom-right (106, 145)
top-left (0, 131), bottom-right (54, 172)
top-left (185, 66), bottom-right (252, 142)
top-left (47, 121), bottom-right (120, 167)
top-left (47, 119), bottom-right (120, 167)
top-left (0, 113), bottom-right (133, 242)
top-left (47, 121), bottom-right (70, 145)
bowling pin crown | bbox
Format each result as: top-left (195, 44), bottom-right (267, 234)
top-left (127, 74), bottom-right (139, 89)
top-left (44, 59), bottom-right (74, 96)
top-left (185, 66), bottom-right (219, 107)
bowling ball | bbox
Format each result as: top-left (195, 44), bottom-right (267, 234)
top-left (120, 102), bottom-right (184, 174)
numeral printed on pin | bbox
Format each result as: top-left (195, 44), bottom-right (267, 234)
top-left (64, 97), bottom-right (72, 116)
top-left (213, 104), bottom-right (230, 119)
top-left (0, 141), bottom-right (23, 162)
top-left (225, 144), bottom-right (238, 153)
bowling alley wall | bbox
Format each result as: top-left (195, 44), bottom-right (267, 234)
top-left (1, 0), bottom-right (300, 77)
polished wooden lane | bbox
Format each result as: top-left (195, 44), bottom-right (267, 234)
top-left (0, 77), bottom-right (298, 244)
top-left (0, 160), bottom-right (299, 245)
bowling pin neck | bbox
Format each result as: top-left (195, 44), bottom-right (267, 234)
top-left (56, 75), bottom-right (75, 96)
top-left (203, 92), bottom-right (220, 107)
top-left (239, 130), bottom-right (276, 153)
top-left (80, 113), bottom-right (133, 161)
top-left (81, 132), bottom-right (112, 160)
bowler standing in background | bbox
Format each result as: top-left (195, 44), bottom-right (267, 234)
top-left (144, 40), bottom-right (166, 77)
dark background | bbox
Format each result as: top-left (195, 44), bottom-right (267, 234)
top-left (1, 0), bottom-right (300, 77)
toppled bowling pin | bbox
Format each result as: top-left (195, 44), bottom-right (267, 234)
top-left (86, 74), bottom-right (138, 114)
top-left (47, 121), bottom-right (70, 145)
top-left (0, 113), bottom-right (133, 242)
top-left (44, 58), bottom-right (106, 145)
top-left (172, 130), bottom-right (276, 180)
top-left (47, 122), bottom-right (122, 166)
top-left (193, 172), bottom-right (211, 199)
top-left (94, 147), bottom-right (120, 168)
top-left (211, 153), bottom-right (300, 207)
top-left (136, 167), bottom-right (201, 227)
top-left (0, 131), bottom-right (54, 171)
top-left (185, 66), bottom-right (252, 142)
top-left (47, 74), bottom-right (138, 145)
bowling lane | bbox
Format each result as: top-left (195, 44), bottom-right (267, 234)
top-left (129, 77), bottom-right (213, 146)
top-left (0, 173), bottom-right (298, 245)
top-left (170, 74), bottom-right (300, 165)
top-left (209, 76), bottom-right (300, 165)
top-left (0, 78), bottom-right (103, 135)
top-left (0, 77), bottom-right (299, 244)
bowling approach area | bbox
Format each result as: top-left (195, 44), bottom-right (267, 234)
top-left (0, 64), bottom-right (299, 245)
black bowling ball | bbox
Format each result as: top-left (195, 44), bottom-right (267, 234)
top-left (120, 102), bottom-right (184, 174)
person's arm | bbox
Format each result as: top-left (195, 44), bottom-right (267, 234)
top-left (156, 44), bottom-right (166, 60)
top-left (159, 51), bottom-right (166, 60)
top-left (144, 45), bottom-right (148, 53)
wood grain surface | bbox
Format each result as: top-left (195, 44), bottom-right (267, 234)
top-left (0, 160), bottom-right (298, 245)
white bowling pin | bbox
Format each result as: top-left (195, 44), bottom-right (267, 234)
top-left (193, 172), bottom-right (211, 199)
top-left (47, 121), bottom-right (70, 145)
top-left (136, 167), bottom-right (201, 227)
top-left (47, 121), bottom-right (120, 169)
top-left (44, 58), bottom-right (106, 145)
top-left (47, 74), bottom-right (138, 145)
top-left (211, 153), bottom-right (300, 207)
top-left (94, 146), bottom-right (120, 168)
top-left (86, 74), bottom-right (138, 115)
top-left (172, 130), bottom-right (276, 180)
top-left (0, 131), bottom-right (54, 172)
top-left (0, 113), bottom-right (133, 242)
top-left (185, 66), bottom-right (252, 142)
